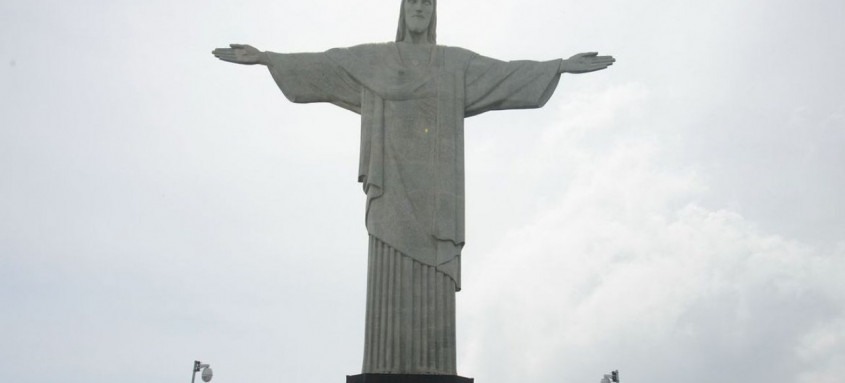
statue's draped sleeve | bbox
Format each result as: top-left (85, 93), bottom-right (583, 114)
top-left (463, 54), bottom-right (562, 117)
top-left (265, 51), bottom-right (364, 114)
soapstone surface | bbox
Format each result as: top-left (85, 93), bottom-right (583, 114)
top-left (212, 0), bottom-right (614, 376)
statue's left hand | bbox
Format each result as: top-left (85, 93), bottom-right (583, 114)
top-left (560, 52), bottom-right (615, 74)
top-left (212, 44), bottom-right (268, 65)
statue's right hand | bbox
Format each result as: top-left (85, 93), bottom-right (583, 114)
top-left (212, 44), bottom-right (266, 65)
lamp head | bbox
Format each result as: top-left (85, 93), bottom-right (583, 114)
top-left (201, 366), bottom-right (213, 382)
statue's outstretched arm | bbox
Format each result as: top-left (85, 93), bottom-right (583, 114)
top-left (212, 44), bottom-right (271, 66)
top-left (559, 52), bottom-right (615, 74)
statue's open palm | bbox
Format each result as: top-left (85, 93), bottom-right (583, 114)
top-left (562, 52), bottom-right (615, 74)
top-left (212, 44), bottom-right (264, 65)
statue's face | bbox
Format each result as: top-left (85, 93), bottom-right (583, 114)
top-left (404, 0), bottom-right (434, 35)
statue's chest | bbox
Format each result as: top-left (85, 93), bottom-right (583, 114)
top-left (384, 97), bottom-right (438, 164)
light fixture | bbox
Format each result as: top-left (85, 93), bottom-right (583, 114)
top-left (191, 360), bottom-right (213, 383)
top-left (600, 369), bottom-right (619, 383)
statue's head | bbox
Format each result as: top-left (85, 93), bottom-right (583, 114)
top-left (396, 0), bottom-right (436, 44)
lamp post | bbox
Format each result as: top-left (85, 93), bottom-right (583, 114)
top-left (191, 360), bottom-right (213, 383)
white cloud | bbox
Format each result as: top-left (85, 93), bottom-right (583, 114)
top-left (459, 86), bottom-right (845, 383)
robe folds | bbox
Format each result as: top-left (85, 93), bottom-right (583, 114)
top-left (266, 43), bottom-right (562, 291)
top-left (267, 43), bottom-right (561, 374)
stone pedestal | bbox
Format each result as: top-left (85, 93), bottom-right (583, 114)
top-left (347, 374), bottom-right (473, 383)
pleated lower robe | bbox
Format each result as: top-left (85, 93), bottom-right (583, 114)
top-left (363, 236), bottom-right (457, 374)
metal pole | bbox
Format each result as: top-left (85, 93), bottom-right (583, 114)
top-left (191, 361), bottom-right (200, 383)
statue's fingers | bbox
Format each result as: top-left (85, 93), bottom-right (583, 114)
top-left (212, 50), bottom-right (234, 58)
top-left (215, 53), bottom-right (239, 62)
top-left (230, 43), bottom-right (245, 49)
top-left (583, 52), bottom-right (598, 57)
top-left (219, 56), bottom-right (244, 64)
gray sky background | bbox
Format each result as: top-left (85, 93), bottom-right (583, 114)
top-left (2, 0), bottom-right (844, 382)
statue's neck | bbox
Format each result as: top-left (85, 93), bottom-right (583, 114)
top-left (403, 29), bottom-right (430, 45)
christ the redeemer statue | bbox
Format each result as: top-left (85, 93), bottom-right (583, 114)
top-left (213, 0), bottom-right (614, 380)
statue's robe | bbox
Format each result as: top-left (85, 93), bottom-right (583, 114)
top-left (266, 43), bottom-right (561, 375)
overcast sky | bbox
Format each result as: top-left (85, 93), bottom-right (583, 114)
top-left (2, 0), bottom-right (844, 382)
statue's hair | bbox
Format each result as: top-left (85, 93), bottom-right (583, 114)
top-left (395, 0), bottom-right (437, 44)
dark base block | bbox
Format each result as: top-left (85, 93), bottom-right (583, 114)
top-left (347, 374), bottom-right (474, 383)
